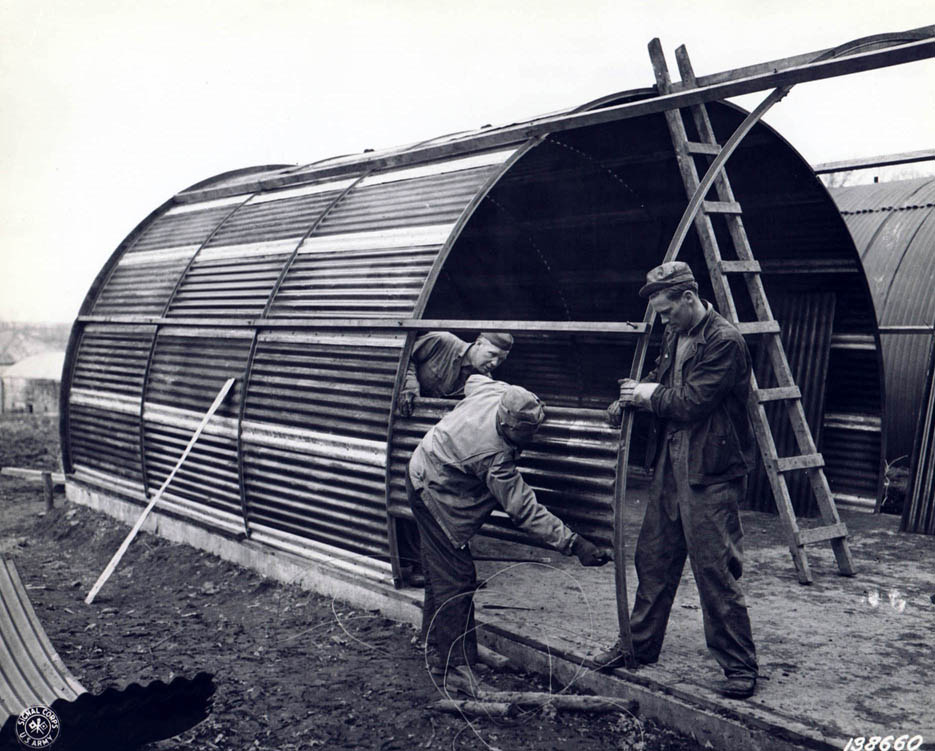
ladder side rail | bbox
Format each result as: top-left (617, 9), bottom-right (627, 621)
top-left (651, 41), bottom-right (858, 581)
top-left (678, 42), bottom-right (854, 578)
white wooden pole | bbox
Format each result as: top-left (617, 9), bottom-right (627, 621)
top-left (85, 378), bottom-right (235, 605)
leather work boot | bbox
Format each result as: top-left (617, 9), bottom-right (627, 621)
top-left (713, 676), bottom-right (756, 699)
top-left (586, 639), bottom-right (653, 671)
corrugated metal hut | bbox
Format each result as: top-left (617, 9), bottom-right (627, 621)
top-left (829, 176), bottom-right (935, 531)
top-left (61, 90), bottom-right (886, 582)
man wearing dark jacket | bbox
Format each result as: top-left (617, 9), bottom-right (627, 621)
top-left (596, 261), bottom-right (759, 699)
top-left (408, 374), bottom-right (610, 694)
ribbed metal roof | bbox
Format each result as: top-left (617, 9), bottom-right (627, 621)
top-left (62, 91), bottom-right (887, 579)
top-left (0, 555), bottom-right (86, 722)
top-left (830, 177), bottom-right (935, 462)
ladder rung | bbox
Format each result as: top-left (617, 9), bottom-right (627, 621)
top-left (757, 386), bottom-right (801, 403)
top-left (720, 260), bottom-right (761, 274)
top-left (703, 200), bottom-right (743, 214)
top-left (795, 522), bottom-right (849, 547)
top-left (775, 454), bottom-right (825, 473)
top-left (685, 141), bottom-right (721, 155)
top-left (735, 321), bottom-right (781, 335)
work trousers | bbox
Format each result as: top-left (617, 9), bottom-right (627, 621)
top-left (406, 472), bottom-right (478, 668)
top-left (630, 436), bottom-right (758, 679)
top-left (395, 518), bottom-right (423, 578)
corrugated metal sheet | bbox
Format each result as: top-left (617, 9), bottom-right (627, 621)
top-left (241, 331), bottom-right (402, 556)
top-left (749, 292), bottom-right (835, 515)
top-left (68, 325), bottom-right (154, 486)
top-left (830, 177), bottom-right (935, 465)
top-left (64, 148), bottom-right (520, 569)
top-left (143, 328), bottom-right (251, 519)
top-left (91, 198), bottom-right (246, 316)
top-left (268, 157), bottom-right (505, 318)
top-left (167, 181), bottom-right (355, 318)
top-left (0, 555), bottom-right (86, 721)
top-left (388, 399), bottom-right (618, 547)
top-left (905, 341), bottom-right (935, 534)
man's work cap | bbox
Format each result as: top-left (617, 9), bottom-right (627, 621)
top-left (638, 261), bottom-right (696, 298)
top-left (479, 332), bottom-right (514, 351)
top-left (496, 385), bottom-right (545, 436)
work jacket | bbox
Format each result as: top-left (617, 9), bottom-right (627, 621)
top-left (409, 375), bottom-right (576, 553)
top-left (644, 303), bottom-right (756, 485)
top-left (403, 332), bottom-right (476, 398)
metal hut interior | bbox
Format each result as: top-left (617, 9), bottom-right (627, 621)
top-left (62, 90), bottom-right (887, 579)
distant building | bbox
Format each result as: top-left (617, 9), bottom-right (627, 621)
top-left (0, 322), bottom-right (71, 368)
top-left (1, 351), bottom-right (65, 414)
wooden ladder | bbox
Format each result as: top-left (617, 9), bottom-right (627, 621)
top-left (647, 40), bottom-right (855, 584)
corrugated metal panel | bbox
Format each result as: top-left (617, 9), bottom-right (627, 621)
top-left (831, 178), bottom-right (935, 464)
top-left (142, 329), bottom-right (252, 520)
top-left (268, 156), bottom-right (509, 318)
top-left (905, 343), bottom-right (935, 534)
top-left (241, 331), bottom-right (403, 556)
top-left (0, 555), bottom-right (86, 721)
top-left (91, 200), bottom-right (244, 316)
top-left (749, 293), bottom-right (835, 515)
top-left (167, 181), bottom-right (355, 318)
top-left (388, 399), bottom-right (618, 547)
top-left (822, 425), bottom-right (882, 511)
top-left (67, 325), bottom-right (153, 486)
top-left (829, 179), bottom-right (932, 213)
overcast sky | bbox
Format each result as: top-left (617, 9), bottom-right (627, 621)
top-left (1, 0), bottom-right (932, 323)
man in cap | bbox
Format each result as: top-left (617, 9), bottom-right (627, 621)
top-left (397, 331), bottom-right (514, 415)
top-left (394, 331), bottom-right (514, 587)
top-left (595, 261), bottom-right (759, 699)
top-left (408, 374), bottom-right (611, 694)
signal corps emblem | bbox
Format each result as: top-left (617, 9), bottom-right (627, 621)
top-left (14, 705), bottom-right (60, 748)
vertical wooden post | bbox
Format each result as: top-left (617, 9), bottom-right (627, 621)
top-left (42, 471), bottom-right (54, 511)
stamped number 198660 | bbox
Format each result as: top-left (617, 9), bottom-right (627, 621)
top-left (843, 736), bottom-right (923, 751)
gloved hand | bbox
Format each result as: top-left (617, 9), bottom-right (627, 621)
top-left (606, 400), bottom-right (623, 427)
top-left (618, 378), bottom-right (638, 400)
top-left (572, 535), bottom-right (612, 567)
top-left (396, 390), bottom-right (416, 418)
top-left (619, 379), bottom-right (660, 409)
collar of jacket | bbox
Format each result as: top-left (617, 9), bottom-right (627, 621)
top-left (655, 300), bottom-right (715, 382)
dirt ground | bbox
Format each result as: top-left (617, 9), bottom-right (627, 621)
top-left (0, 414), bottom-right (705, 751)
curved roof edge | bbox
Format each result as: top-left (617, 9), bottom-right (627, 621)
top-left (172, 88), bottom-right (669, 205)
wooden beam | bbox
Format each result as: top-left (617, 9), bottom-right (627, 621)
top-left (1, 468), bottom-right (66, 485)
top-left (703, 200), bottom-right (743, 214)
top-left (757, 386), bottom-right (802, 403)
top-left (776, 453), bottom-right (826, 473)
top-left (720, 260), bottom-right (762, 273)
top-left (736, 321), bottom-right (782, 335)
top-left (175, 30), bottom-right (935, 203)
top-left (669, 25), bottom-right (934, 92)
top-left (814, 148), bottom-right (935, 173)
top-left (795, 522), bottom-right (849, 546)
top-left (75, 316), bottom-right (649, 335)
